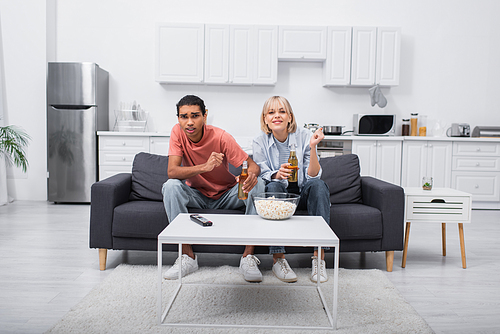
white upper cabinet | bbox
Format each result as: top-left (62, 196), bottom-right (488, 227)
top-left (253, 25), bottom-right (278, 85)
top-left (157, 23), bottom-right (277, 85)
top-left (155, 23), bottom-right (204, 83)
top-left (156, 23), bottom-right (399, 87)
top-left (229, 25), bottom-right (253, 84)
top-left (323, 27), bottom-right (352, 86)
top-left (204, 25), bottom-right (230, 84)
top-left (376, 27), bottom-right (401, 86)
top-left (278, 26), bottom-right (327, 61)
top-left (350, 26), bottom-right (401, 86)
top-left (350, 27), bottom-right (377, 86)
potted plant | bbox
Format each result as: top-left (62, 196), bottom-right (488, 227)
top-left (0, 125), bottom-right (31, 172)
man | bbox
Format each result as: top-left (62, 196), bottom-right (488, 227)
top-left (162, 95), bottom-right (265, 282)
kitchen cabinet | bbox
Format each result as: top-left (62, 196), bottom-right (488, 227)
top-left (204, 25), bottom-right (230, 84)
top-left (253, 25), bottom-right (278, 85)
top-left (278, 26), bottom-right (327, 61)
top-left (451, 141), bottom-right (500, 208)
top-left (204, 24), bottom-right (256, 85)
top-left (401, 140), bottom-right (453, 188)
top-left (323, 27), bottom-right (352, 86)
top-left (350, 27), bottom-right (377, 86)
top-left (98, 133), bottom-right (169, 181)
top-left (229, 25), bottom-right (253, 84)
top-left (350, 26), bottom-right (401, 86)
top-left (376, 27), bottom-right (401, 86)
top-left (150, 136), bottom-right (170, 155)
top-left (155, 23), bottom-right (204, 83)
top-left (352, 139), bottom-right (402, 185)
top-left (157, 23), bottom-right (276, 85)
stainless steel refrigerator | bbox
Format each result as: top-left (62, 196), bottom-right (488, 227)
top-left (47, 62), bottom-right (109, 203)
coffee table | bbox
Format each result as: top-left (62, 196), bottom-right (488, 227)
top-left (157, 213), bottom-right (339, 330)
top-left (402, 187), bottom-right (472, 269)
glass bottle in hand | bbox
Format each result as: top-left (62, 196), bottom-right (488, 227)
top-left (288, 144), bottom-right (298, 182)
top-left (238, 161), bottom-right (248, 200)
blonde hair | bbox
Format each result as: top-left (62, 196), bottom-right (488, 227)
top-left (260, 96), bottom-right (297, 135)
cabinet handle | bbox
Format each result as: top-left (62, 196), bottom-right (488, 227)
top-left (476, 148), bottom-right (481, 151)
top-left (475, 184), bottom-right (479, 188)
top-left (429, 144), bottom-right (433, 148)
top-left (122, 142), bottom-right (126, 146)
top-left (476, 162), bottom-right (480, 166)
top-left (122, 157), bottom-right (126, 161)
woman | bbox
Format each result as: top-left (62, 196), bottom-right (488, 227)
top-left (252, 96), bottom-right (331, 283)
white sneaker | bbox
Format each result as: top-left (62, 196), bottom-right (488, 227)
top-left (163, 254), bottom-right (198, 280)
top-left (239, 255), bottom-right (262, 282)
top-left (272, 258), bottom-right (298, 283)
top-left (311, 256), bottom-right (328, 283)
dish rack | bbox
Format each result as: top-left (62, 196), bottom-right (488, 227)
top-left (113, 109), bottom-right (148, 132)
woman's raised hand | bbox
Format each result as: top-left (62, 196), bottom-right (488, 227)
top-left (310, 127), bottom-right (324, 148)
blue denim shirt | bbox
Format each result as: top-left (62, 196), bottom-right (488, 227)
top-left (252, 126), bottom-right (322, 190)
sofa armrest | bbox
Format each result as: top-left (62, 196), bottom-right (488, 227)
top-left (361, 176), bottom-right (404, 251)
top-left (89, 173), bottom-right (132, 249)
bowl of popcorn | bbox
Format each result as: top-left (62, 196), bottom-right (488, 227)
top-left (252, 192), bottom-right (300, 220)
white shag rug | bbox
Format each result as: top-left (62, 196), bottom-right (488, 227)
top-left (46, 264), bottom-right (433, 334)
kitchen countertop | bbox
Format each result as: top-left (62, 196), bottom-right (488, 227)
top-left (323, 135), bottom-right (500, 142)
top-left (98, 131), bottom-right (500, 143)
top-left (97, 131), bottom-right (170, 136)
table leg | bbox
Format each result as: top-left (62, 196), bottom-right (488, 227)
top-left (402, 222), bottom-right (411, 268)
top-left (458, 223), bottom-right (467, 269)
top-left (442, 223), bottom-right (446, 256)
top-left (317, 246), bottom-right (322, 289)
top-left (333, 244), bottom-right (339, 329)
top-left (178, 243), bottom-right (183, 282)
top-left (157, 239), bottom-right (163, 325)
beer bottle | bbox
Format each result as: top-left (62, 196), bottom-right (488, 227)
top-left (238, 161), bottom-right (248, 200)
top-left (288, 144), bottom-right (298, 182)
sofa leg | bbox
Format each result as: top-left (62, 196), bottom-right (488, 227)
top-left (385, 251), bottom-right (394, 272)
top-left (99, 249), bottom-right (108, 271)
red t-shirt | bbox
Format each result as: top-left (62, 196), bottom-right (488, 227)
top-left (168, 124), bottom-right (248, 199)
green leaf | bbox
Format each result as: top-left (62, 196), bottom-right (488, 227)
top-left (0, 125), bottom-right (31, 173)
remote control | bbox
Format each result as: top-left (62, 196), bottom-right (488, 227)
top-left (190, 214), bottom-right (213, 227)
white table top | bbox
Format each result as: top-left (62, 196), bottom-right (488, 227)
top-left (403, 187), bottom-right (472, 197)
top-left (158, 213), bottom-right (339, 247)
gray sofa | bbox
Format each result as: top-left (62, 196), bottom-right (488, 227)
top-left (90, 152), bottom-right (404, 271)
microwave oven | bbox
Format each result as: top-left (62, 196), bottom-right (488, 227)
top-left (353, 114), bottom-right (396, 136)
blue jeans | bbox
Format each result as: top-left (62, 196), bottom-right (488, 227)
top-left (266, 178), bottom-right (331, 254)
top-left (162, 178), bottom-right (266, 222)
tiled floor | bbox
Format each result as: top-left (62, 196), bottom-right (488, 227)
top-left (0, 201), bottom-right (499, 333)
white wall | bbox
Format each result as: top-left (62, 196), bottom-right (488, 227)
top-left (0, 1), bottom-right (47, 201)
top-left (1, 0), bottom-right (500, 200)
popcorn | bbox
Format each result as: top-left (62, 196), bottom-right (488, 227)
top-left (254, 197), bottom-right (297, 220)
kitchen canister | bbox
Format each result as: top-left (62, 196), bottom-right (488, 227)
top-left (419, 115), bottom-right (427, 136)
top-left (410, 113), bottom-right (418, 136)
top-left (402, 119), bottom-right (410, 136)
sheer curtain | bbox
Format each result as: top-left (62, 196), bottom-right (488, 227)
top-left (0, 15), bottom-right (10, 205)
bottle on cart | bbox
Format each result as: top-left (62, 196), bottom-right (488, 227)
top-left (238, 161), bottom-right (248, 200)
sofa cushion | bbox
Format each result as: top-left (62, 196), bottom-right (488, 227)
top-left (329, 203), bottom-right (382, 240)
top-left (130, 152), bottom-right (169, 201)
top-left (113, 201), bottom-right (169, 239)
top-left (320, 154), bottom-right (362, 204)
top-left (113, 201), bottom-right (245, 239)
